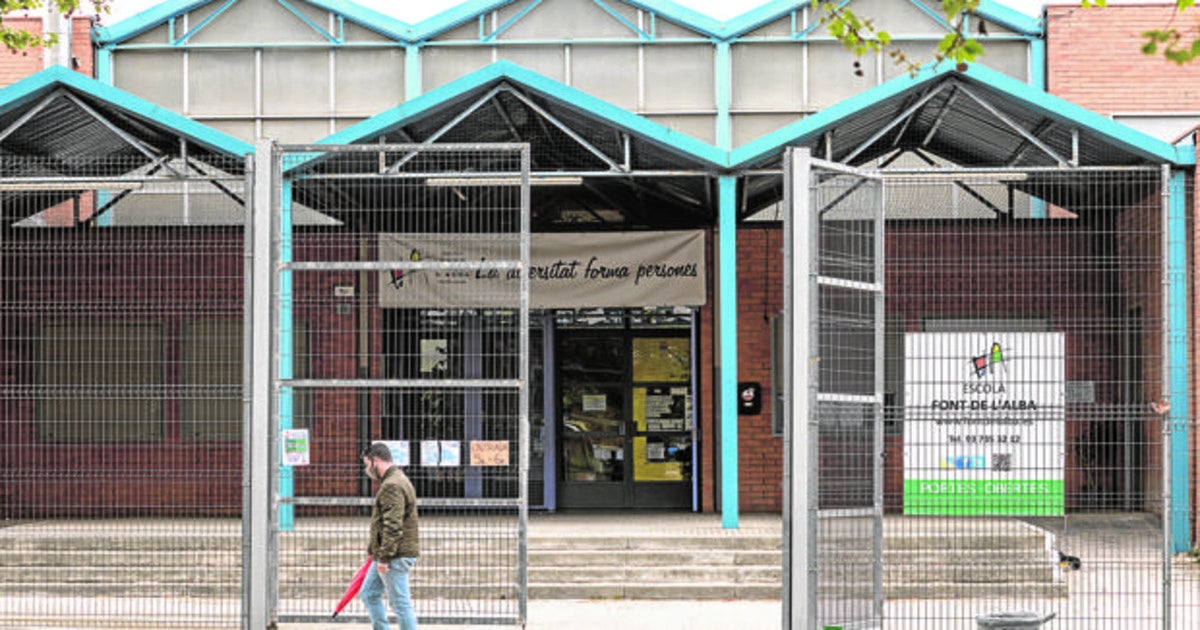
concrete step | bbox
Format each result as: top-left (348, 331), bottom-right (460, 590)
top-left (0, 517), bottom-right (1061, 602)
top-left (883, 580), bottom-right (1068, 599)
top-left (528, 534), bottom-right (781, 552)
top-left (528, 581), bottom-right (781, 599)
top-left (530, 548), bottom-right (780, 567)
top-left (529, 565), bottom-right (781, 584)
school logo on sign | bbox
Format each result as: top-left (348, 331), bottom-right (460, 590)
top-left (971, 341), bottom-right (1007, 378)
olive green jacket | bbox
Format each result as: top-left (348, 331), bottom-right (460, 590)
top-left (368, 466), bottom-right (420, 562)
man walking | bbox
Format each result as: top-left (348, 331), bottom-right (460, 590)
top-left (360, 443), bottom-right (420, 630)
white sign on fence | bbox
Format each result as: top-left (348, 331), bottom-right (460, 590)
top-left (903, 332), bottom-right (1065, 515)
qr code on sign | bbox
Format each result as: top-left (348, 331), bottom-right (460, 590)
top-left (993, 453), bottom-right (1012, 471)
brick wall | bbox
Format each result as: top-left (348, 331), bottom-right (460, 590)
top-left (734, 226), bottom-right (785, 512)
top-left (0, 15), bottom-right (94, 87)
top-left (1046, 3), bottom-right (1200, 115)
top-left (0, 231), bottom-right (363, 517)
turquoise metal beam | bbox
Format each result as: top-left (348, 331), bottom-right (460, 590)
top-left (594, 0), bottom-right (652, 41)
top-left (96, 46), bottom-right (113, 85)
top-left (1029, 36), bottom-right (1046, 90)
top-left (405, 44), bottom-right (422, 101)
top-left (1168, 169), bottom-right (1190, 553)
top-left (172, 0), bottom-right (237, 46)
top-left (483, 0), bottom-right (542, 43)
top-left (277, 0), bottom-right (341, 44)
top-left (718, 174), bottom-right (739, 529)
top-left (94, 0), bottom-right (1040, 48)
top-left (909, 0), bottom-right (955, 31)
top-left (279, 178), bottom-right (295, 532)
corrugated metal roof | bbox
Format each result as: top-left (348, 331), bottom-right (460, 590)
top-left (0, 66), bottom-right (251, 225)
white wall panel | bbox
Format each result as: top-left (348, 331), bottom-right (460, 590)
top-left (644, 45), bottom-right (714, 111)
top-left (263, 50), bottom-right (330, 117)
top-left (422, 47), bottom-right (493, 94)
top-left (808, 43), bottom-right (878, 108)
top-left (335, 49), bottom-right (405, 116)
top-left (114, 51), bottom-right (184, 111)
top-left (972, 41), bottom-right (1030, 84)
top-left (189, 51), bottom-right (256, 116)
top-left (343, 21), bottom-right (393, 44)
top-left (731, 43), bottom-right (804, 111)
top-left (733, 113), bottom-right (801, 147)
top-left (189, 0), bottom-right (325, 44)
top-left (499, 46), bottom-right (566, 83)
top-left (652, 17), bottom-right (705, 40)
top-left (570, 45), bottom-right (638, 110)
top-left (122, 23), bottom-right (170, 46)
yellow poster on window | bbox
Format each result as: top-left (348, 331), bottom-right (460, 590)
top-left (632, 338), bottom-right (690, 382)
top-left (633, 437), bottom-right (684, 481)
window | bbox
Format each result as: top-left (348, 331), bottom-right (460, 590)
top-left (38, 322), bottom-right (164, 442)
top-left (771, 313), bottom-right (785, 437)
top-left (184, 319), bottom-right (309, 440)
top-left (183, 319), bottom-right (242, 441)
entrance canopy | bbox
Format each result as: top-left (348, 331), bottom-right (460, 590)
top-left (733, 62), bottom-right (1195, 218)
top-left (304, 61), bottom-right (725, 231)
top-left (0, 66), bottom-right (252, 227)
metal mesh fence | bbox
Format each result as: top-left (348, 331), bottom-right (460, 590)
top-left (0, 155), bottom-right (250, 627)
top-left (805, 163), bottom-right (1198, 628)
top-left (272, 144), bottom-right (530, 625)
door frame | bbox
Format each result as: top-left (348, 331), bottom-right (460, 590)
top-left (554, 314), bottom-right (696, 509)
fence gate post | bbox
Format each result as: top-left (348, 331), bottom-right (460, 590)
top-left (245, 139), bottom-right (277, 629)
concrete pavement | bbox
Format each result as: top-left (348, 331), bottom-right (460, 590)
top-left (281, 599), bottom-right (784, 630)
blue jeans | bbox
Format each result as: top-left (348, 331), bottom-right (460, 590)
top-left (360, 557), bottom-right (418, 630)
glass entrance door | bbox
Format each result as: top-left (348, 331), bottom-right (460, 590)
top-left (556, 311), bottom-right (693, 509)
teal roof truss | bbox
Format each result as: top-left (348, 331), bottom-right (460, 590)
top-left (0, 65), bottom-right (253, 225)
top-left (95, 0), bottom-right (1040, 46)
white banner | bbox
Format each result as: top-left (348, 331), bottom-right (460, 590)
top-left (378, 230), bottom-right (706, 308)
top-left (903, 332), bottom-right (1065, 516)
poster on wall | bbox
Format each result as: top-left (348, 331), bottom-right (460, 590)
top-left (637, 386), bottom-right (691, 431)
top-left (904, 332), bottom-right (1065, 516)
top-left (374, 440), bottom-right (410, 467)
top-left (281, 429), bottom-right (310, 466)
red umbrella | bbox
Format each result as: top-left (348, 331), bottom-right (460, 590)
top-left (332, 557), bottom-right (373, 619)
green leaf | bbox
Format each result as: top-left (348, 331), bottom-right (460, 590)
top-left (937, 32), bottom-right (958, 54)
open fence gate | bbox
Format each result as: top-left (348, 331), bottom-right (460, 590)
top-left (255, 143), bottom-right (531, 626)
top-left (783, 144), bottom-right (1197, 629)
top-left (784, 147), bottom-right (886, 630)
